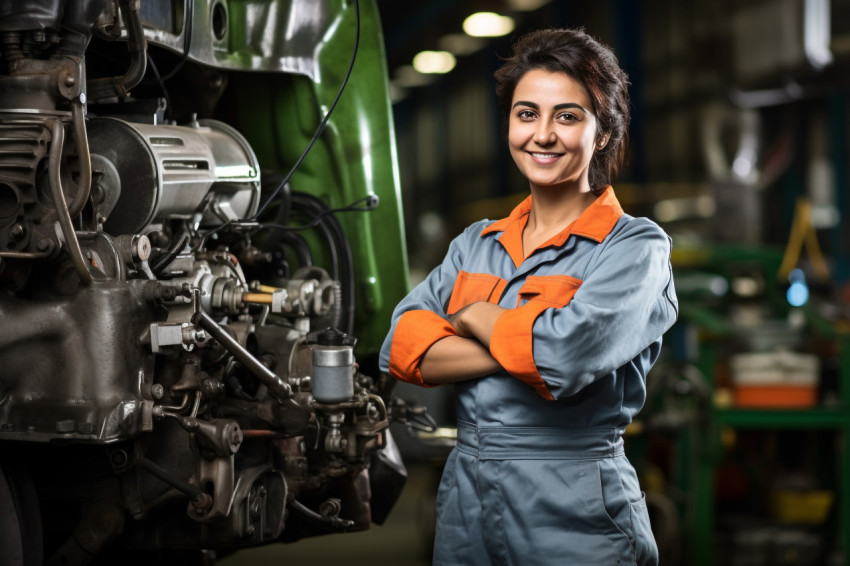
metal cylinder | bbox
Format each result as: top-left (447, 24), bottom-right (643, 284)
top-left (311, 345), bottom-right (354, 403)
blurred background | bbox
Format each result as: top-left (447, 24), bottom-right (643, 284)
top-left (224, 0), bottom-right (850, 565)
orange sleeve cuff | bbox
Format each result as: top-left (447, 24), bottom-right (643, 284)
top-left (389, 310), bottom-right (456, 387)
top-left (489, 303), bottom-right (554, 400)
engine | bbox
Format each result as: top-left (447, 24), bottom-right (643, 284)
top-left (0, 1), bottom-right (424, 564)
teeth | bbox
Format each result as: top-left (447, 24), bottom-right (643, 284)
top-left (531, 152), bottom-right (559, 158)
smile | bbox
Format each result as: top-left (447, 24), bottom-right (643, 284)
top-left (529, 152), bottom-right (563, 162)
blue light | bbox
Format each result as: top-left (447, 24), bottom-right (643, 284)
top-left (788, 267), bottom-right (806, 284)
top-left (786, 281), bottom-right (809, 306)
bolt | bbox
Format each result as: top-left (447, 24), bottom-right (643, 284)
top-left (110, 449), bottom-right (129, 469)
top-left (367, 404), bottom-right (380, 421)
top-left (37, 238), bottom-right (52, 252)
top-left (230, 426), bottom-right (243, 450)
top-left (64, 74), bottom-right (76, 87)
top-left (151, 383), bottom-right (164, 400)
top-left (9, 223), bottom-right (24, 239)
top-left (190, 493), bottom-right (213, 514)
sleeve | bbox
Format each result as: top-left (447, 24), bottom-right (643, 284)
top-left (379, 224), bottom-right (482, 387)
top-left (489, 218), bottom-right (679, 400)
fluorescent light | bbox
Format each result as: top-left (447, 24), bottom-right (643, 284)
top-left (412, 50), bottom-right (457, 74)
top-left (463, 12), bottom-right (515, 37)
top-left (506, 0), bottom-right (552, 11)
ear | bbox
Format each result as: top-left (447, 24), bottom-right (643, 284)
top-left (596, 133), bottom-right (610, 151)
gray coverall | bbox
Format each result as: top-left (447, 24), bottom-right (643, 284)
top-left (380, 187), bottom-right (679, 565)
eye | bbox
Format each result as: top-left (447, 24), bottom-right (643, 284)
top-left (516, 109), bottom-right (537, 120)
top-left (556, 111), bottom-right (579, 123)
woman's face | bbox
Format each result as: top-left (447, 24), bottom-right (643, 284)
top-left (508, 69), bottom-right (603, 192)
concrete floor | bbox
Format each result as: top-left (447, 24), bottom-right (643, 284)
top-left (218, 464), bottom-right (436, 566)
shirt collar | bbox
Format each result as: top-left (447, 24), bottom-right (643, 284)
top-left (480, 185), bottom-right (624, 244)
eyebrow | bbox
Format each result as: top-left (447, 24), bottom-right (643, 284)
top-left (512, 100), bottom-right (592, 115)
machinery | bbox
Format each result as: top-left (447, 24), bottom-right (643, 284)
top-left (0, 1), bottom-right (424, 564)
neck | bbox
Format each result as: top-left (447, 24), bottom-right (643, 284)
top-left (527, 184), bottom-right (598, 232)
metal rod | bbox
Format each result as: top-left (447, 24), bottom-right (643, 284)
top-left (138, 458), bottom-right (204, 502)
top-left (242, 292), bottom-right (273, 304)
top-left (192, 310), bottom-right (292, 400)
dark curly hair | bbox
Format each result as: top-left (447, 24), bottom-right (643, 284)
top-left (494, 28), bottom-right (631, 194)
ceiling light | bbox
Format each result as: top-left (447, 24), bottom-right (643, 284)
top-left (506, 0), bottom-right (552, 11)
top-left (463, 12), bottom-right (515, 37)
top-left (438, 33), bottom-right (486, 56)
top-left (412, 50), bottom-right (457, 74)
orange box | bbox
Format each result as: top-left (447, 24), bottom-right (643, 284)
top-left (733, 385), bottom-right (817, 408)
top-left (730, 352), bottom-right (819, 408)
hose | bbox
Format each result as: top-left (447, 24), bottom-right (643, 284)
top-left (150, 232), bottom-right (190, 275)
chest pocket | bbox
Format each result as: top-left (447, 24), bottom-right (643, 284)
top-left (447, 271), bottom-right (508, 315)
top-left (516, 274), bottom-right (583, 308)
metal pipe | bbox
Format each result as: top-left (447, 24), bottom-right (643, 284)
top-left (0, 250), bottom-right (51, 259)
top-left (46, 117), bottom-right (93, 284)
top-left (68, 99), bottom-right (91, 218)
top-left (192, 310), bottom-right (292, 400)
top-left (86, 0), bottom-right (147, 100)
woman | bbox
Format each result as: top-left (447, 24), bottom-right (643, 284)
top-left (380, 28), bottom-right (677, 565)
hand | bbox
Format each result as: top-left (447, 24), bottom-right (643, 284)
top-left (446, 302), bottom-right (505, 347)
top-left (447, 304), bottom-right (474, 337)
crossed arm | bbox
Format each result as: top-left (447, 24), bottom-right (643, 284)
top-left (419, 302), bottom-right (506, 385)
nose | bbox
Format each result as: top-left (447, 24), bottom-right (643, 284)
top-left (534, 120), bottom-right (555, 145)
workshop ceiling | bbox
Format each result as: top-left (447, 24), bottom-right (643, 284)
top-left (375, 0), bottom-right (563, 89)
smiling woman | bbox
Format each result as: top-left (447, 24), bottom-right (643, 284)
top-left (380, 28), bottom-right (678, 566)
top-left (509, 69), bottom-right (599, 191)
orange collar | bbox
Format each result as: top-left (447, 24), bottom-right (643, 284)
top-left (480, 186), bottom-right (624, 267)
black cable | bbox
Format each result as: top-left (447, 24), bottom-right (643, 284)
top-left (251, 0), bottom-right (361, 220)
top-left (290, 192), bottom-right (355, 333)
top-left (278, 231), bottom-right (313, 269)
top-left (151, 232), bottom-right (190, 275)
top-left (145, 53), bottom-right (172, 119)
top-left (259, 194), bottom-right (378, 233)
top-left (297, 199), bottom-right (340, 282)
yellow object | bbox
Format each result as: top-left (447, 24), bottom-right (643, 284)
top-left (242, 292), bottom-right (273, 304)
top-left (777, 197), bottom-right (830, 282)
top-left (769, 489), bottom-right (834, 524)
